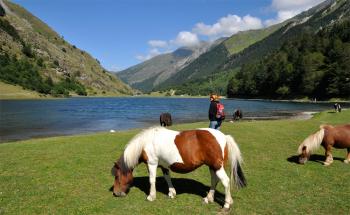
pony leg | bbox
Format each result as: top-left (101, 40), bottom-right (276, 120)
top-left (216, 167), bottom-right (233, 209)
top-left (147, 163), bottom-right (158, 201)
top-left (324, 147), bottom-right (334, 166)
top-left (203, 168), bottom-right (219, 204)
top-left (344, 148), bottom-right (350, 164)
top-left (161, 167), bottom-right (176, 198)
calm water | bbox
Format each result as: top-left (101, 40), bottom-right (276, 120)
top-left (0, 97), bottom-right (343, 142)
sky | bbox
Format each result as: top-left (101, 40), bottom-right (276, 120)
top-left (13, 0), bottom-right (325, 71)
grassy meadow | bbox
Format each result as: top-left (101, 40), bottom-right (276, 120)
top-left (0, 110), bottom-right (349, 214)
top-left (0, 82), bottom-right (49, 100)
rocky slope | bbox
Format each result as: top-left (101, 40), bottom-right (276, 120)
top-left (0, 0), bottom-right (133, 96)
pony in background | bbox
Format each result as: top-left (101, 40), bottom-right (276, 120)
top-left (111, 127), bottom-right (246, 209)
top-left (298, 124), bottom-right (350, 165)
top-left (160, 112), bottom-right (172, 127)
top-left (233, 109), bottom-right (243, 121)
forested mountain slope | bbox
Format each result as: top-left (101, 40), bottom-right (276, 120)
top-left (162, 0), bottom-right (349, 98)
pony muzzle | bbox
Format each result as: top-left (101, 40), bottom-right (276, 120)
top-left (113, 191), bottom-right (127, 197)
top-left (298, 156), bottom-right (308, 164)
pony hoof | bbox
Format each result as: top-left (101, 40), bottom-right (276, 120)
top-left (204, 196), bottom-right (214, 204)
top-left (343, 160), bottom-right (349, 164)
top-left (223, 203), bottom-right (231, 210)
top-left (168, 188), bottom-right (176, 199)
top-left (323, 162), bottom-right (331, 166)
top-left (146, 195), bottom-right (156, 201)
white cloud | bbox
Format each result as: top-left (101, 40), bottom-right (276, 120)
top-left (135, 0), bottom-right (326, 62)
top-left (148, 40), bottom-right (168, 48)
top-left (193, 14), bottom-right (263, 39)
top-left (172, 31), bottom-right (200, 47)
top-left (265, 0), bottom-right (325, 26)
top-left (136, 48), bottom-right (162, 61)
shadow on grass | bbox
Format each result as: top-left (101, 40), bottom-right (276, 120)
top-left (110, 176), bottom-right (225, 206)
top-left (287, 154), bottom-right (344, 164)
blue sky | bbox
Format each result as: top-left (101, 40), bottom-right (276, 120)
top-left (13, 0), bottom-right (324, 71)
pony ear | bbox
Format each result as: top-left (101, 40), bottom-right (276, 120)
top-left (114, 162), bottom-right (120, 169)
top-left (302, 146), bottom-right (307, 152)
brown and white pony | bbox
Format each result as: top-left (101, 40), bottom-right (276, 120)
top-left (112, 127), bottom-right (246, 209)
top-left (298, 124), bottom-right (350, 165)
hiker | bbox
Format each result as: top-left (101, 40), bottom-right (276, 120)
top-left (208, 94), bottom-right (225, 130)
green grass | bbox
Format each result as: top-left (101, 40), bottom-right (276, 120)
top-left (0, 110), bottom-right (349, 214)
top-left (0, 81), bottom-right (50, 99)
top-left (224, 23), bottom-right (282, 56)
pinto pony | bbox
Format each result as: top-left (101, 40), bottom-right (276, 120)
top-left (297, 124), bottom-right (350, 165)
top-left (112, 127), bottom-right (246, 209)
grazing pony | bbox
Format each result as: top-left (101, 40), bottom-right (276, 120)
top-left (111, 127), bottom-right (246, 209)
top-left (297, 124), bottom-right (350, 165)
top-left (160, 112), bottom-right (172, 127)
top-left (233, 109), bottom-right (243, 121)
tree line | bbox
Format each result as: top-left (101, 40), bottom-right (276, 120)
top-left (227, 19), bottom-right (350, 100)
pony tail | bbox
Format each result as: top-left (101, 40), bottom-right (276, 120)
top-left (225, 135), bottom-right (247, 189)
top-left (297, 127), bottom-right (325, 155)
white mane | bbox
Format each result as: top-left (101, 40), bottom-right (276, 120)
top-left (123, 126), bottom-right (167, 169)
top-left (297, 127), bottom-right (325, 154)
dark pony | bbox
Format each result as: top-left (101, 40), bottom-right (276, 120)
top-left (298, 124), bottom-right (350, 165)
top-left (233, 109), bottom-right (243, 121)
top-left (160, 112), bottom-right (172, 127)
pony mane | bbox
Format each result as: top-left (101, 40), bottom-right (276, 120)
top-left (123, 126), bottom-right (167, 169)
top-left (297, 127), bottom-right (325, 154)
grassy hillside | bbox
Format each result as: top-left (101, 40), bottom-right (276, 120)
top-left (0, 81), bottom-right (49, 99)
top-left (0, 0), bottom-right (133, 97)
top-left (1, 110), bottom-right (349, 214)
top-left (224, 23), bottom-right (282, 56)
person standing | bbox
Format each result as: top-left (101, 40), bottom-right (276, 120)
top-left (208, 94), bottom-right (224, 130)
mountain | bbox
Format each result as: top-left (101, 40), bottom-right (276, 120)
top-left (0, 0), bottom-right (133, 97)
top-left (153, 22), bottom-right (283, 94)
top-left (119, 21), bottom-right (282, 93)
top-left (117, 39), bottom-right (224, 92)
top-left (227, 1), bottom-right (350, 99)
top-left (158, 0), bottom-right (350, 96)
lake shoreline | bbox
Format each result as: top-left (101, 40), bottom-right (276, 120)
top-left (0, 110), bottom-right (320, 144)
top-left (1, 92), bottom-right (349, 103)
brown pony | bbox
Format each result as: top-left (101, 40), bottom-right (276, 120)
top-left (298, 124), bottom-right (350, 165)
top-left (111, 127), bottom-right (246, 209)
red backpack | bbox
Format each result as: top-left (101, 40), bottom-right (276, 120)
top-left (216, 103), bottom-right (225, 120)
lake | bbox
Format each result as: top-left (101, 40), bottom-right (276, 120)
top-left (0, 97), bottom-right (344, 142)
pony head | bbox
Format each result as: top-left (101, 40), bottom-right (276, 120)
top-left (298, 145), bottom-right (310, 164)
top-left (111, 160), bottom-right (133, 197)
top-left (297, 127), bottom-right (325, 164)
